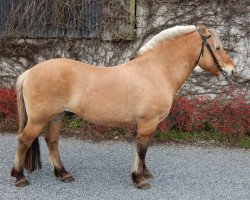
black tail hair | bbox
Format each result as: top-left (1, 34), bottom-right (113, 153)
top-left (24, 137), bottom-right (42, 172)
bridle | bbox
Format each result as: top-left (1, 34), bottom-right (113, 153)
top-left (196, 28), bottom-right (230, 81)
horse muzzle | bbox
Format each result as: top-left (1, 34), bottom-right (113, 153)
top-left (219, 66), bottom-right (234, 81)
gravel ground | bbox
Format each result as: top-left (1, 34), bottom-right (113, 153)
top-left (0, 134), bottom-right (249, 200)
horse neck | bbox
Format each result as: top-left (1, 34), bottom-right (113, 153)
top-left (139, 31), bottom-right (201, 95)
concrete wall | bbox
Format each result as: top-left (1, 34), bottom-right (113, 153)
top-left (0, 0), bottom-right (248, 95)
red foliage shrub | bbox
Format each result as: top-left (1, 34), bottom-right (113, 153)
top-left (0, 89), bottom-right (17, 119)
top-left (208, 93), bottom-right (249, 138)
top-left (165, 96), bottom-right (210, 132)
top-left (164, 92), bottom-right (249, 138)
top-left (0, 89), bottom-right (18, 131)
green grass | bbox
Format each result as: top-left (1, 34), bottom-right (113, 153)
top-left (67, 117), bottom-right (83, 129)
top-left (155, 130), bottom-right (250, 149)
top-left (238, 137), bottom-right (250, 149)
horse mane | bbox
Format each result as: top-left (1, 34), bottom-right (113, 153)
top-left (137, 25), bottom-right (196, 56)
top-left (208, 28), bottom-right (223, 49)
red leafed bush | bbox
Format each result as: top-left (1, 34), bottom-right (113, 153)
top-left (0, 89), bottom-right (18, 131)
top-left (166, 96), bottom-right (210, 132)
top-left (163, 92), bottom-right (250, 138)
top-left (0, 89), bottom-right (17, 119)
top-left (208, 93), bottom-right (249, 138)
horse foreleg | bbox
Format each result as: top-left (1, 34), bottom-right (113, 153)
top-left (45, 113), bottom-right (75, 183)
top-left (131, 121), bottom-right (157, 189)
top-left (11, 121), bottom-right (44, 187)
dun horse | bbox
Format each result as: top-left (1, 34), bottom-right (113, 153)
top-left (11, 25), bottom-right (234, 189)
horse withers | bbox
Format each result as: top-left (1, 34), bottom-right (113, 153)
top-left (11, 25), bottom-right (235, 189)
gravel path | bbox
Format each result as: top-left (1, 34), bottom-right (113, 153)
top-left (0, 134), bottom-right (249, 200)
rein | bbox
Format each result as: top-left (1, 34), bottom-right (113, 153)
top-left (196, 29), bottom-right (231, 81)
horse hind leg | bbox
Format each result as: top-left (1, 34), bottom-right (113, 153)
top-left (11, 121), bottom-right (45, 187)
top-left (44, 113), bottom-right (75, 183)
top-left (131, 120), bottom-right (157, 189)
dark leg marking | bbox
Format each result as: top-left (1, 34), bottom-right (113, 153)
top-left (10, 167), bottom-right (30, 187)
top-left (138, 137), bottom-right (153, 178)
top-left (132, 141), bottom-right (151, 189)
top-left (142, 164), bottom-right (154, 179)
top-left (54, 166), bottom-right (75, 183)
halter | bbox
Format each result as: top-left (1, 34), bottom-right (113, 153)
top-left (196, 29), bottom-right (230, 81)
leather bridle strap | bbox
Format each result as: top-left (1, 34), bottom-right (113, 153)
top-left (196, 34), bottom-right (211, 63)
top-left (196, 29), bottom-right (230, 80)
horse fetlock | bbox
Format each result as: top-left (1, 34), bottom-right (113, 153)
top-left (142, 168), bottom-right (154, 179)
top-left (10, 167), bottom-right (23, 178)
top-left (54, 167), bottom-right (75, 183)
top-left (131, 172), bottom-right (151, 189)
top-left (10, 167), bottom-right (30, 187)
top-left (54, 167), bottom-right (62, 177)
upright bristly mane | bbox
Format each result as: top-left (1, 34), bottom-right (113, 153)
top-left (208, 28), bottom-right (223, 49)
top-left (138, 25), bottom-right (196, 55)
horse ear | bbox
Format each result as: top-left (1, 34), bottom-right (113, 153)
top-left (196, 24), bottom-right (206, 35)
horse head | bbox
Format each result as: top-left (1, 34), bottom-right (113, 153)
top-left (196, 25), bottom-right (235, 81)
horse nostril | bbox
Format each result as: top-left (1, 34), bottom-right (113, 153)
top-left (231, 70), bottom-right (234, 76)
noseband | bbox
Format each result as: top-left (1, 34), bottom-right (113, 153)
top-left (196, 29), bottom-right (230, 80)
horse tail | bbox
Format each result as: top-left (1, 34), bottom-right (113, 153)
top-left (16, 71), bottom-right (42, 172)
top-left (16, 71), bottom-right (28, 133)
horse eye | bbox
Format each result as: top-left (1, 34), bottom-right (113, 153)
top-left (216, 46), bottom-right (220, 50)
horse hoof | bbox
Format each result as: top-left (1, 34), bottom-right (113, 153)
top-left (132, 173), bottom-right (151, 190)
top-left (15, 177), bottom-right (30, 187)
top-left (137, 182), bottom-right (151, 190)
top-left (61, 173), bottom-right (75, 183)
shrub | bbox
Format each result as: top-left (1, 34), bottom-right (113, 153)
top-left (165, 92), bottom-right (249, 138)
top-left (166, 96), bottom-right (210, 132)
top-left (208, 92), bottom-right (249, 138)
top-left (0, 89), bottom-right (18, 131)
top-left (0, 89), bottom-right (17, 119)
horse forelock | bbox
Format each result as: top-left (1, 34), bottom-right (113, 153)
top-left (208, 28), bottom-right (223, 49)
top-left (137, 25), bottom-right (196, 55)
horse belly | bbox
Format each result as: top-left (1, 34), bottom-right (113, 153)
top-left (88, 109), bottom-right (135, 126)
top-left (75, 101), bottom-right (136, 127)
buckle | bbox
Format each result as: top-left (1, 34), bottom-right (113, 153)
top-left (221, 70), bottom-right (228, 77)
top-left (205, 35), bottom-right (211, 39)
